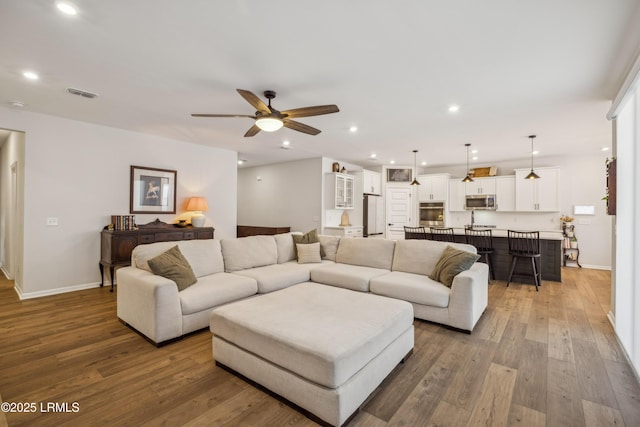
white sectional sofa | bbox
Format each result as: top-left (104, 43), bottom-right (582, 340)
top-left (117, 232), bottom-right (488, 345)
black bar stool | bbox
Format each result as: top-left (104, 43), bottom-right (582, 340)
top-left (404, 226), bottom-right (428, 239)
top-left (430, 227), bottom-right (455, 243)
top-left (507, 230), bottom-right (541, 291)
top-left (465, 228), bottom-right (495, 280)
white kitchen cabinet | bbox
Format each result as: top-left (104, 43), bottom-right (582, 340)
top-left (417, 173), bottom-right (450, 201)
top-left (464, 177), bottom-right (496, 195)
top-left (514, 167), bottom-right (559, 212)
top-left (326, 172), bottom-right (355, 209)
top-left (448, 179), bottom-right (466, 212)
top-left (495, 175), bottom-right (516, 211)
top-left (323, 226), bottom-right (363, 238)
top-left (355, 170), bottom-right (381, 195)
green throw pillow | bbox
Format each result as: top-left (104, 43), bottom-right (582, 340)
top-left (292, 229), bottom-right (326, 258)
top-left (429, 245), bottom-right (480, 288)
top-left (147, 245), bottom-right (197, 291)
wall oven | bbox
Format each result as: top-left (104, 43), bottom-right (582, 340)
top-left (419, 202), bottom-right (445, 226)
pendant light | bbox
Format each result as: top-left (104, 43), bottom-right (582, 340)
top-left (462, 143), bottom-right (474, 182)
top-left (525, 135), bottom-right (540, 179)
top-left (410, 149), bottom-right (421, 186)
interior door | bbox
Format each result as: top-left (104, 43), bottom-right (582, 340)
top-left (386, 187), bottom-right (412, 240)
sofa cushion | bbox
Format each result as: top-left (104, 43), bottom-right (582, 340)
top-left (370, 271), bottom-right (451, 308)
top-left (310, 263), bottom-right (389, 292)
top-left (233, 264), bottom-right (311, 293)
top-left (147, 245), bottom-right (197, 291)
top-left (429, 246), bottom-right (480, 287)
top-left (296, 242), bottom-right (322, 264)
top-left (292, 229), bottom-right (325, 258)
top-left (132, 239), bottom-right (225, 277)
top-left (335, 238), bottom-right (396, 270)
top-left (318, 234), bottom-right (340, 261)
top-left (392, 239), bottom-right (477, 276)
top-left (179, 272), bottom-right (258, 315)
top-left (274, 232), bottom-right (302, 264)
top-left (221, 235), bottom-right (278, 272)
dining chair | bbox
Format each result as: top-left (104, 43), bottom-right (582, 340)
top-left (404, 226), bottom-right (428, 240)
top-left (429, 227), bottom-right (455, 243)
top-left (507, 230), bottom-right (541, 291)
top-left (465, 228), bottom-right (495, 280)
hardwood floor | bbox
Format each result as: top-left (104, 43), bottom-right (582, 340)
top-left (1, 268), bottom-right (639, 426)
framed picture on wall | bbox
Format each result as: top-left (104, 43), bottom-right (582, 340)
top-left (130, 165), bottom-right (177, 214)
top-left (387, 168), bottom-right (412, 182)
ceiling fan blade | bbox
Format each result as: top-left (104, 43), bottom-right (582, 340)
top-left (244, 124), bottom-right (261, 137)
top-left (283, 119), bottom-right (321, 135)
top-left (237, 89), bottom-right (270, 113)
top-left (191, 114), bottom-right (255, 118)
top-left (281, 105), bottom-right (340, 118)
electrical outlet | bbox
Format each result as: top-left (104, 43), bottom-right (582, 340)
top-left (46, 217), bottom-right (58, 226)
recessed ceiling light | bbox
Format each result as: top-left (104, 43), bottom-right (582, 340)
top-left (421, 161), bottom-right (427, 166)
top-left (369, 153), bottom-right (376, 159)
top-left (282, 140), bottom-right (290, 146)
top-left (350, 126), bottom-right (358, 133)
top-left (390, 160), bottom-right (396, 164)
top-left (23, 71), bottom-right (39, 80)
top-left (601, 147), bottom-right (609, 151)
top-left (532, 150), bottom-right (539, 155)
top-left (448, 105), bottom-right (460, 113)
top-left (238, 159), bottom-right (246, 165)
top-left (56, 2), bottom-right (77, 15)
top-left (471, 149), bottom-right (478, 154)
top-left (472, 156), bottom-right (479, 161)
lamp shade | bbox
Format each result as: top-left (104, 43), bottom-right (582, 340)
top-left (186, 197), bottom-right (208, 212)
top-left (255, 117), bottom-right (283, 132)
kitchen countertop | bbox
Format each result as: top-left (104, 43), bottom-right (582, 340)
top-left (449, 227), bottom-right (564, 241)
top-left (324, 225), bottom-right (363, 229)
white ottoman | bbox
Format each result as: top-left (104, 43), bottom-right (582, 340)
top-left (209, 282), bottom-right (414, 426)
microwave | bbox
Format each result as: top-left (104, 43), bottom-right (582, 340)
top-left (465, 194), bottom-right (496, 210)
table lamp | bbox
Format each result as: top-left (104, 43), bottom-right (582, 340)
top-left (186, 197), bottom-right (208, 227)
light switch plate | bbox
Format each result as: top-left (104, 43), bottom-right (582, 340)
top-left (46, 217), bottom-right (58, 226)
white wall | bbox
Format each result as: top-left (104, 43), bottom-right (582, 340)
top-left (613, 87), bottom-right (639, 376)
top-left (238, 158), bottom-right (324, 233)
top-left (0, 107), bottom-right (237, 298)
top-left (427, 153), bottom-right (613, 269)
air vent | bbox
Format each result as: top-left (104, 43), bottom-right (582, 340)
top-left (67, 87), bottom-right (98, 99)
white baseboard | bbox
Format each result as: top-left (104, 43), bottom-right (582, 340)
top-left (607, 310), bottom-right (640, 387)
top-left (580, 264), bottom-right (612, 270)
top-left (16, 281), bottom-right (107, 300)
top-left (0, 264), bottom-right (13, 280)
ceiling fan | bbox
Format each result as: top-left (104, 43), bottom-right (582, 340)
top-left (191, 89), bottom-right (339, 137)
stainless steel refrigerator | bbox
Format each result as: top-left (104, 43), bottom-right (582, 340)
top-left (363, 194), bottom-right (385, 237)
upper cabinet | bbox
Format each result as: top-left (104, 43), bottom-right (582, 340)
top-left (326, 172), bottom-right (355, 209)
top-left (448, 179), bottom-right (466, 212)
top-left (495, 175), bottom-right (516, 212)
top-left (358, 169), bottom-right (381, 195)
top-left (418, 173), bottom-right (450, 201)
top-left (514, 167), bottom-right (559, 212)
top-left (464, 177), bottom-right (496, 195)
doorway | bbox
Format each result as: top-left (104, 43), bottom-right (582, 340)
top-left (386, 187), bottom-right (413, 240)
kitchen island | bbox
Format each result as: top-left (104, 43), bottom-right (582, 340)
top-left (449, 228), bottom-right (563, 283)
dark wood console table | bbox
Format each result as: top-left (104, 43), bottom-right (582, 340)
top-left (100, 219), bottom-right (214, 292)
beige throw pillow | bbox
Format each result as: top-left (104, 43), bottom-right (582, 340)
top-left (147, 245), bottom-right (197, 291)
top-left (429, 245), bottom-right (480, 288)
top-left (292, 229), bottom-right (326, 258)
top-left (296, 242), bottom-right (322, 264)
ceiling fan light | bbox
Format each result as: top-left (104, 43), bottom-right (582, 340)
top-left (255, 117), bottom-right (283, 132)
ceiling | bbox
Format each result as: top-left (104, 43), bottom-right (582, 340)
top-left (2, 1), bottom-right (640, 169)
